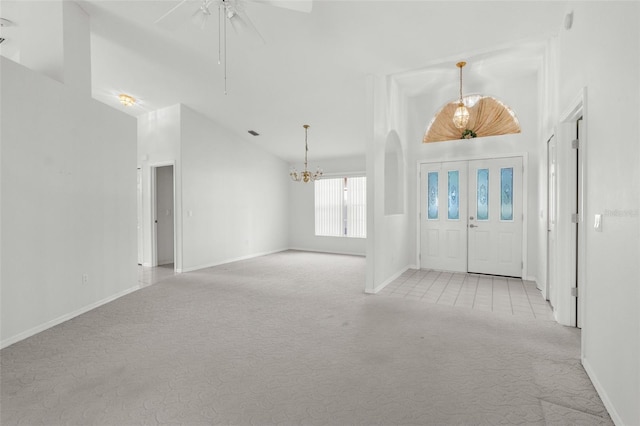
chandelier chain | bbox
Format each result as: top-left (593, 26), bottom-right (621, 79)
top-left (453, 61), bottom-right (470, 129)
top-left (304, 125), bottom-right (309, 168)
top-left (459, 64), bottom-right (463, 102)
top-left (456, 61), bottom-right (466, 103)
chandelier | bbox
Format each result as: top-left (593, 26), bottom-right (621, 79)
top-left (290, 124), bottom-right (323, 183)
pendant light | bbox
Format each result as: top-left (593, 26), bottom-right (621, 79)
top-left (452, 61), bottom-right (470, 129)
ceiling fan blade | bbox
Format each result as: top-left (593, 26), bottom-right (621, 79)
top-left (155, 0), bottom-right (200, 29)
top-left (191, 8), bottom-right (208, 29)
top-left (251, 0), bottom-right (312, 13)
top-left (190, 0), bottom-right (214, 29)
top-left (226, 4), bottom-right (266, 44)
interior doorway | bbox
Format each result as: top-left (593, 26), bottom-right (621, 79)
top-left (552, 87), bottom-right (586, 328)
top-left (574, 117), bottom-right (584, 328)
top-left (137, 167), bottom-right (143, 265)
top-left (152, 165), bottom-right (175, 268)
top-left (419, 156), bottom-right (524, 277)
top-left (546, 135), bottom-right (556, 307)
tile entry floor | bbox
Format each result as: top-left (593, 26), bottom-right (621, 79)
top-left (138, 263), bottom-right (176, 288)
top-left (379, 269), bottom-right (555, 321)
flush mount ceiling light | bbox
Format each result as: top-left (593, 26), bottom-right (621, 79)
top-left (290, 125), bottom-right (322, 183)
top-left (423, 61), bottom-right (521, 143)
top-left (118, 94), bottom-right (136, 107)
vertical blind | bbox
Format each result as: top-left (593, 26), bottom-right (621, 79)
top-left (346, 177), bottom-right (366, 238)
top-left (314, 176), bottom-right (366, 238)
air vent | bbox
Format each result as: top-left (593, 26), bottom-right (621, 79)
top-left (248, 130), bottom-right (259, 136)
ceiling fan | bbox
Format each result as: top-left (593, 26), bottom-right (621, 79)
top-left (155, 0), bottom-right (313, 94)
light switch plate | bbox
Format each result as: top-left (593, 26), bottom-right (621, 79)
top-left (594, 214), bottom-right (602, 232)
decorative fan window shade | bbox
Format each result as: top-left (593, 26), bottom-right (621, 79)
top-left (423, 95), bottom-right (521, 143)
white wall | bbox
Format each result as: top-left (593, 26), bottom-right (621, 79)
top-left (552, 3), bottom-right (640, 424)
top-left (366, 76), bottom-right (413, 293)
top-left (406, 71), bottom-right (540, 281)
top-left (180, 106), bottom-right (290, 271)
top-left (138, 104), bottom-right (182, 269)
top-left (139, 104), bottom-right (290, 273)
top-left (288, 156), bottom-right (366, 256)
top-left (4, 1), bottom-right (91, 96)
top-left (0, 57), bottom-right (137, 348)
top-left (535, 37), bottom-right (558, 302)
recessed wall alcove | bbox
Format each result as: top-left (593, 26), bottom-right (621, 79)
top-left (384, 130), bottom-right (405, 215)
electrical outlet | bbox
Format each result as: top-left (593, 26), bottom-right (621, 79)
top-left (82, 274), bottom-right (89, 284)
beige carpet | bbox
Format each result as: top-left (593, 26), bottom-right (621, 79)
top-left (1, 251), bottom-right (611, 425)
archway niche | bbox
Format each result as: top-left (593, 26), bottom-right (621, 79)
top-left (384, 130), bottom-right (405, 215)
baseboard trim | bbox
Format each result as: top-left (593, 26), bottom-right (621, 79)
top-left (287, 247), bottom-right (366, 257)
top-left (1, 285), bottom-right (140, 350)
top-left (365, 264), bottom-right (413, 294)
top-left (582, 357), bottom-right (624, 426)
top-left (180, 248), bottom-right (290, 273)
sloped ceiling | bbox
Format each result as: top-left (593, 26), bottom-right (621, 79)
top-left (1, 0), bottom-right (569, 162)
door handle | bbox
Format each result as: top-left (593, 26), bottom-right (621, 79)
top-left (469, 224), bottom-right (478, 228)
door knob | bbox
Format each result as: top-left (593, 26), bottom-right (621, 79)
top-left (469, 224), bottom-right (478, 228)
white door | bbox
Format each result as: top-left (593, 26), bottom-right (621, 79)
top-left (420, 161), bottom-right (468, 272)
top-left (467, 157), bottom-right (523, 277)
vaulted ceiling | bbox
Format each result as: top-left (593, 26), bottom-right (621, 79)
top-left (2, 1), bottom-right (569, 162)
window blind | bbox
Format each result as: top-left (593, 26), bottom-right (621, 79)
top-left (346, 176), bottom-right (366, 238)
top-left (314, 176), bottom-right (366, 238)
top-left (314, 178), bottom-right (344, 237)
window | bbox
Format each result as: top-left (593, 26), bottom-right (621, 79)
top-left (447, 170), bottom-right (459, 220)
top-left (427, 172), bottom-right (438, 219)
top-left (477, 168), bottom-right (489, 220)
top-left (500, 167), bottom-right (514, 221)
top-left (314, 176), bottom-right (366, 238)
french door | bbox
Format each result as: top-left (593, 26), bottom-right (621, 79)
top-left (420, 157), bottom-right (523, 277)
top-left (419, 161), bottom-right (468, 272)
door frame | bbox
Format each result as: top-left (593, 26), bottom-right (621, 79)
top-left (416, 152), bottom-right (529, 278)
top-left (137, 166), bottom-right (144, 265)
top-left (149, 162), bottom-right (177, 270)
top-left (545, 134), bottom-right (556, 304)
top-left (556, 87), bottom-right (587, 332)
